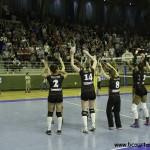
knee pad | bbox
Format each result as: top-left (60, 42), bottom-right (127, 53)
top-left (141, 102), bottom-right (148, 110)
top-left (131, 103), bottom-right (138, 119)
top-left (56, 112), bottom-right (62, 117)
top-left (131, 103), bottom-right (137, 113)
top-left (141, 102), bottom-right (149, 117)
top-left (47, 111), bottom-right (53, 117)
top-left (89, 108), bottom-right (95, 114)
top-left (81, 111), bottom-right (88, 116)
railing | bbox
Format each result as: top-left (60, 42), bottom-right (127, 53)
top-left (0, 60), bottom-right (127, 75)
top-left (0, 60), bottom-right (74, 74)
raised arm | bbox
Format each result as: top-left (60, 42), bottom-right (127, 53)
top-left (74, 59), bottom-right (84, 69)
top-left (83, 50), bottom-right (97, 70)
top-left (126, 59), bottom-right (134, 71)
top-left (58, 54), bottom-right (65, 71)
top-left (132, 49), bottom-right (139, 71)
top-left (98, 62), bottom-right (110, 80)
top-left (106, 63), bottom-right (119, 77)
top-left (110, 56), bottom-right (118, 70)
top-left (142, 53), bottom-right (150, 71)
top-left (41, 59), bottom-right (51, 77)
top-left (59, 70), bottom-right (67, 78)
top-left (70, 51), bottom-right (80, 73)
top-left (146, 61), bottom-right (150, 71)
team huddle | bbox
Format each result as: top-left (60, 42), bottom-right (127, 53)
top-left (41, 48), bottom-right (150, 135)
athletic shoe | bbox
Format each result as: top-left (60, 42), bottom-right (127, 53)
top-left (144, 122), bottom-right (150, 126)
top-left (109, 127), bottom-right (114, 130)
top-left (45, 130), bottom-right (51, 135)
top-left (57, 130), bottom-right (62, 135)
top-left (130, 123), bottom-right (139, 128)
top-left (89, 125), bottom-right (96, 131)
top-left (82, 128), bottom-right (88, 134)
top-left (116, 127), bottom-right (122, 130)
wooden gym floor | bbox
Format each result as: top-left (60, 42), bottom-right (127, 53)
top-left (0, 85), bottom-right (150, 101)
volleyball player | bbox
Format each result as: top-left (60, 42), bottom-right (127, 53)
top-left (41, 56), bottom-right (67, 135)
top-left (130, 51), bottom-right (150, 128)
top-left (126, 60), bottom-right (136, 98)
top-left (99, 62), bottom-right (122, 130)
top-left (70, 50), bottom-right (97, 134)
top-left (51, 53), bottom-right (66, 124)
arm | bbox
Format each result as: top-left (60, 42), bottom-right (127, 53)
top-left (146, 61), bottom-right (150, 71)
top-left (106, 63), bottom-right (119, 77)
top-left (74, 59), bottom-right (84, 69)
top-left (58, 54), bottom-right (65, 71)
top-left (59, 70), bottom-right (67, 78)
top-left (111, 57), bottom-right (118, 70)
top-left (133, 50), bottom-right (139, 71)
top-left (83, 50), bottom-right (97, 70)
top-left (41, 59), bottom-right (51, 77)
top-left (98, 62), bottom-right (110, 80)
top-left (126, 60), bottom-right (134, 71)
top-left (70, 51), bottom-right (80, 73)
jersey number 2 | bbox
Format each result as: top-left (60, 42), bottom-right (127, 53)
top-left (53, 79), bottom-right (59, 87)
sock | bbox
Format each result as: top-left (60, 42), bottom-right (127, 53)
top-left (82, 116), bottom-right (88, 129)
top-left (90, 113), bottom-right (96, 127)
top-left (133, 110), bottom-right (138, 120)
top-left (47, 117), bottom-right (52, 131)
top-left (57, 117), bottom-right (62, 131)
top-left (143, 109), bottom-right (149, 118)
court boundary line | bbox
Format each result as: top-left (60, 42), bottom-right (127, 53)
top-left (0, 92), bottom-right (150, 103)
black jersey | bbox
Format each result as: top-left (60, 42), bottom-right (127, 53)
top-left (134, 70), bottom-right (147, 96)
top-left (47, 74), bottom-right (64, 94)
top-left (109, 77), bottom-right (120, 94)
top-left (135, 70), bottom-right (146, 88)
top-left (79, 68), bottom-right (95, 92)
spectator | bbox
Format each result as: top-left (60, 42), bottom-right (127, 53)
top-left (25, 72), bottom-right (31, 93)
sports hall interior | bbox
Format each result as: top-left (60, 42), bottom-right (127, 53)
top-left (0, 0), bottom-right (150, 150)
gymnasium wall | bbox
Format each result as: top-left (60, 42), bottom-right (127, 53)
top-left (0, 74), bottom-right (150, 91)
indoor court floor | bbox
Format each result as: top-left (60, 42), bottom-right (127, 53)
top-left (0, 86), bottom-right (150, 150)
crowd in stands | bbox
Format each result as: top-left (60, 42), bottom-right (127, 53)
top-left (0, 8), bottom-right (150, 73)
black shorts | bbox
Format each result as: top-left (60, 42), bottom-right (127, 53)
top-left (81, 90), bottom-right (96, 101)
top-left (48, 93), bottom-right (63, 103)
top-left (135, 86), bottom-right (147, 97)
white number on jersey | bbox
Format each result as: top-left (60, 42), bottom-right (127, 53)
top-left (115, 81), bottom-right (120, 88)
top-left (53, 79), bottom-right (59, 87)
top-left (84, 73), bottom-right (92, 81)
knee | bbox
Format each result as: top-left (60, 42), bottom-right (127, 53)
top-left (47, 111), bottom-right (53, 117)
top-left (81, 111), bottom-right (88, 116)
top-left (89, 108), bottom-right (95, 114)
top-left (56, 112), bottom-right (62, 117)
